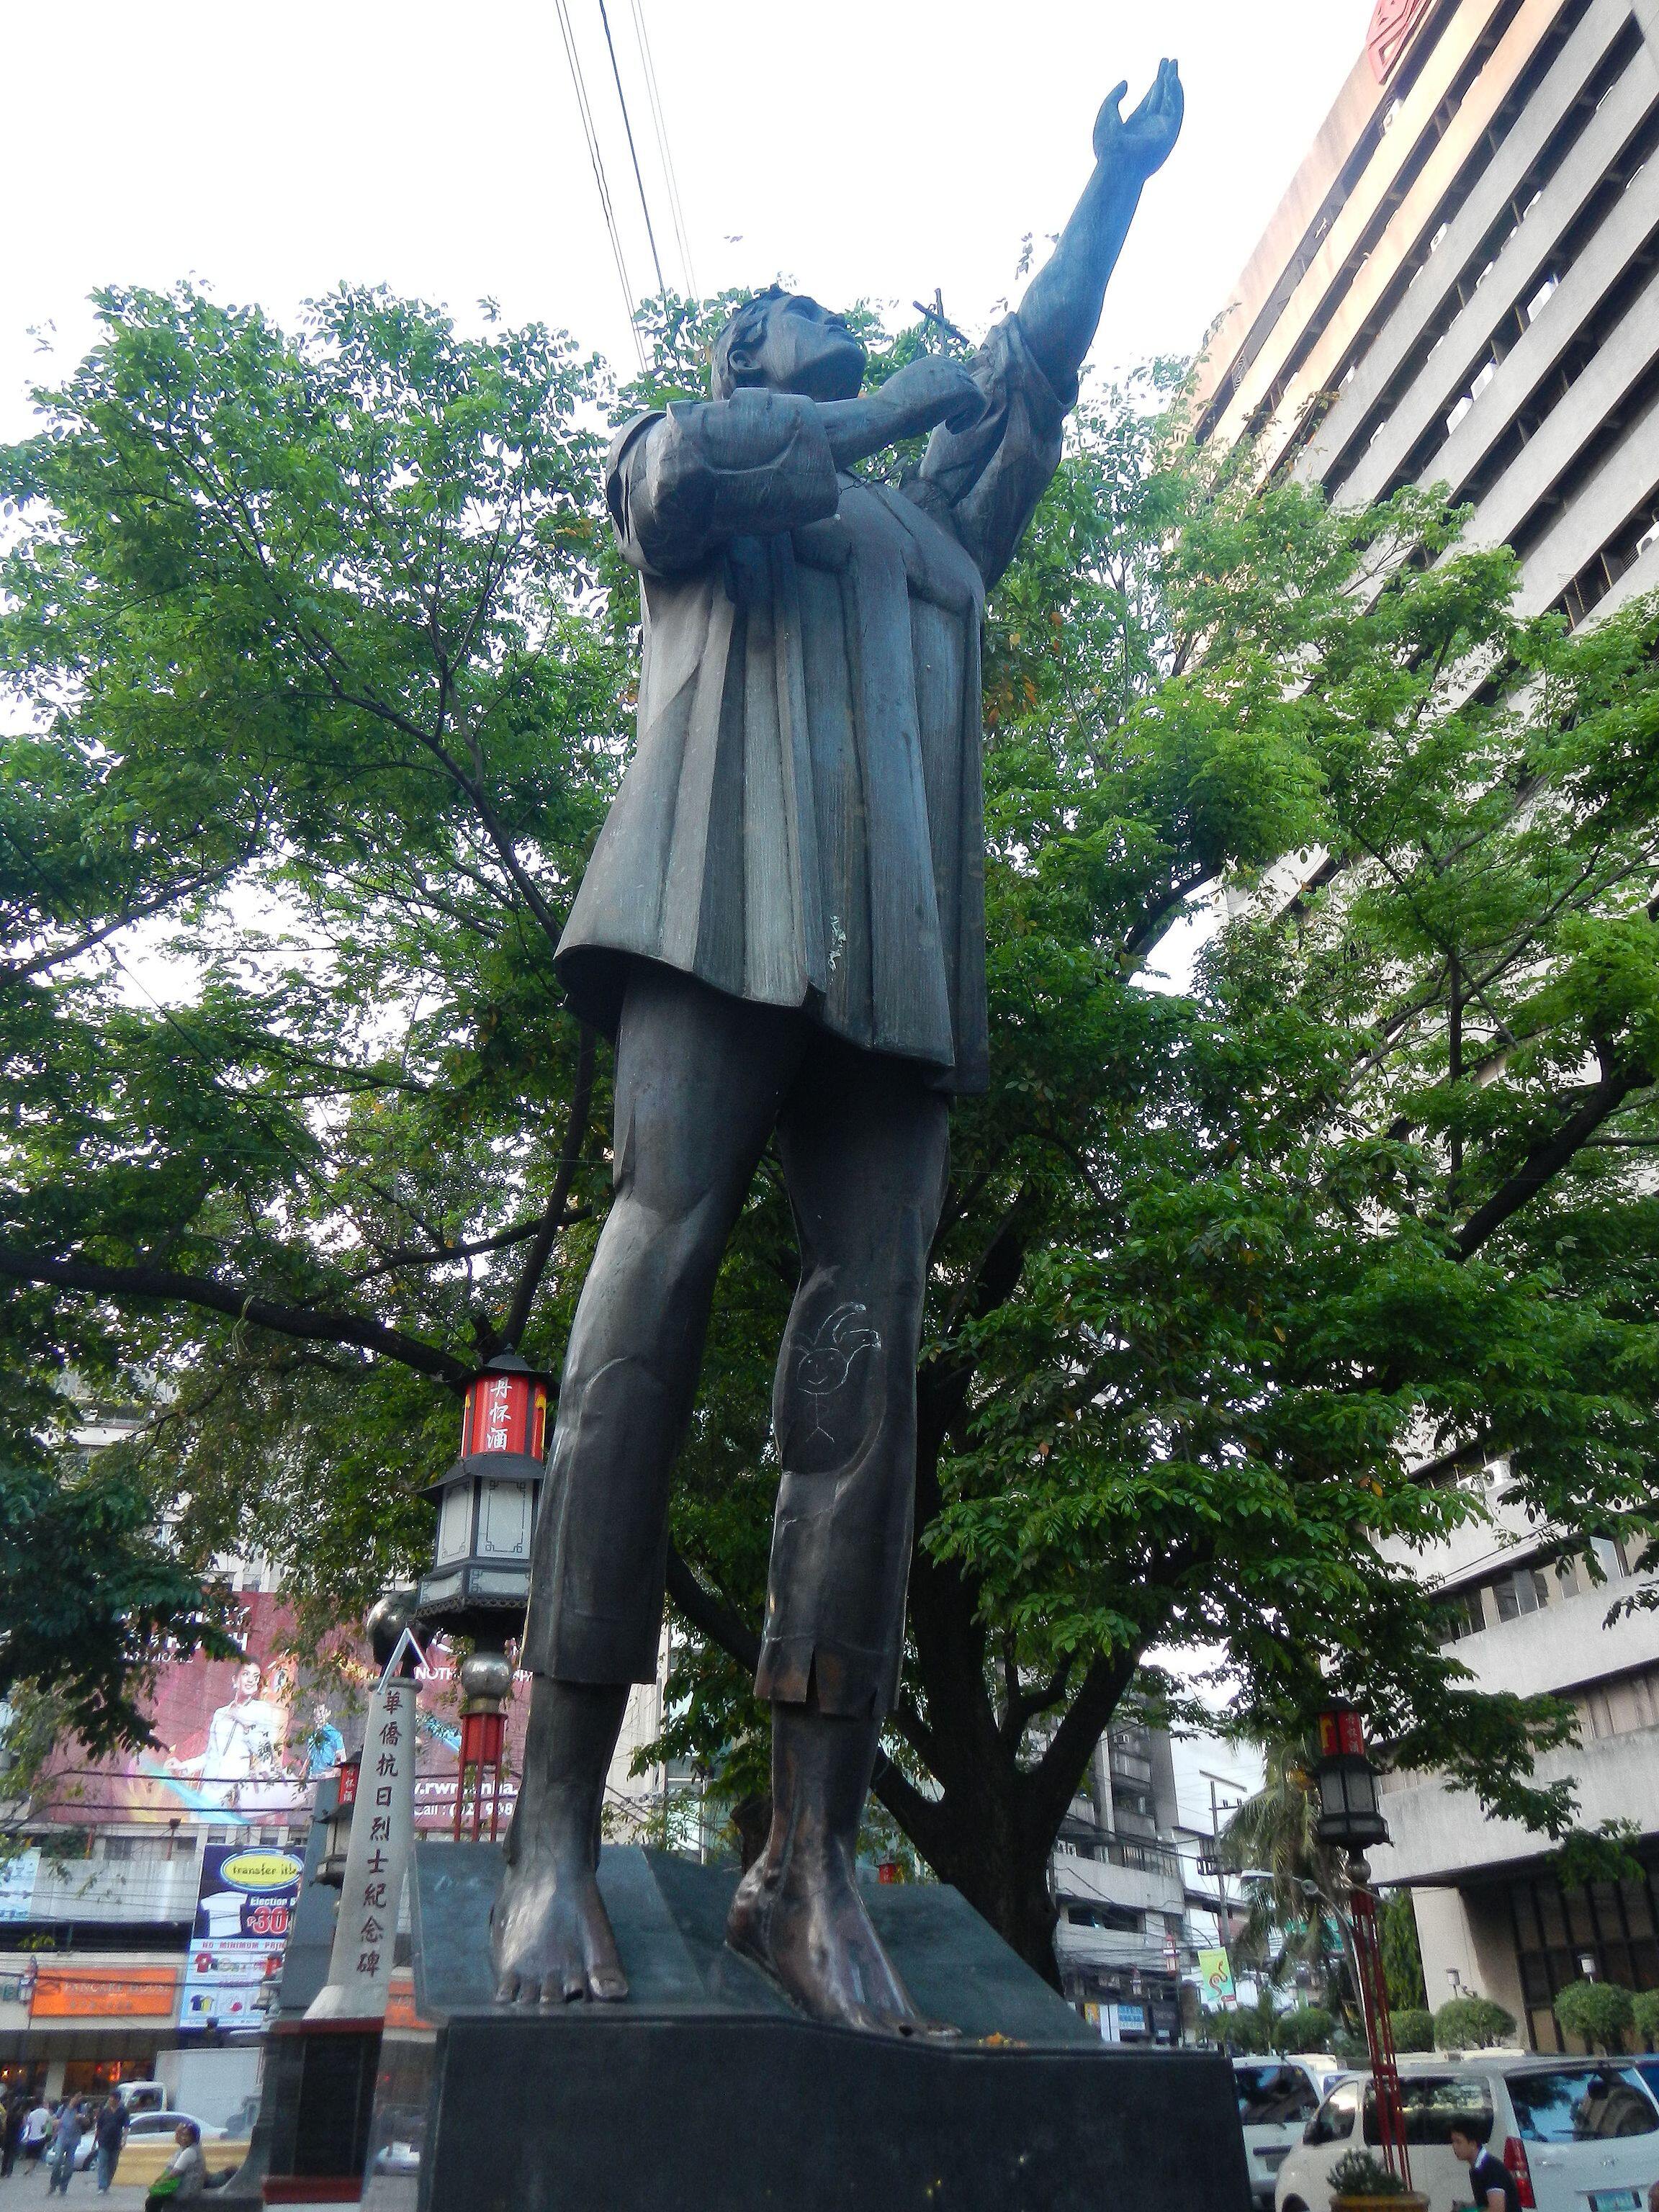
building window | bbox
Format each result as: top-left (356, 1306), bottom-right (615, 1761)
top-left (1438, 1586), bottom-right (1488, 1642)
top-left (1506, 1861), bottom-right (1659, 2051)
top-left (1493, 1565), bottom-right (1550, 1622)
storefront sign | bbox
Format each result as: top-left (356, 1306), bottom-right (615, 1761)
top-left (31, 1965), bottom-right (180, 2019)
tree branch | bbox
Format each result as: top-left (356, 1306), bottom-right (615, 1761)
top-left (0, 1249), bottom-right (472, 1390)
top-left (1454, 1062), bottom-right (1645, 1259)
top-left (663, 1546), bottom-right (760, 1673)
top-left (1025, 1649), bottom-right (1138, 1838)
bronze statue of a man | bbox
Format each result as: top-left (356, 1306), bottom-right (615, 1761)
top-left (494, 60), bottom-right (1184, 2035)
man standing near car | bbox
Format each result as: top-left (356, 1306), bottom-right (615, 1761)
top-left (92, 2093), bottom-right (127, 2193)
top-left (1449, 2117), bottom-right (1521, 2211)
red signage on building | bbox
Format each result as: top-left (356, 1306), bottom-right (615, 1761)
top-left (1367, 0), bottom-right (1434, 84)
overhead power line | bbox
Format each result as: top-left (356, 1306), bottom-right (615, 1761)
top-left (552, 0), bottom-right (647, 371)
top-left (627, 0), bottom-right (698, 297)
top-left (598, 0), bottom-right (666, 300)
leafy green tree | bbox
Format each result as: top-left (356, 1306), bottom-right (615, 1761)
top-left (1632, 1988), bottom-right (1659, 2050)
top-left (1390, 2008), bottom-right (1434, 2054)
top-left (1275, 2003), bottom-right (1334, 2054)
top-left (3, 281), bottom-right (1658, 1979)
top-left (1380, 1890), bottom-right (1427, 2012)
top-left (1434, 1995), bottom-right (1517, 2049)
top-left (1552, 1978), bottom-right (1635, 2055)
top-left (0, 1457), bottom-right (236, 1765)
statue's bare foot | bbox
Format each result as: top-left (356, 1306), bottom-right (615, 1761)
top-left (727, 1840), bottom-right (954, 2038)
top-left (726, 1697), bottom-right (956, 2040)
top-left (491, 1676), bottom-right (629, 2006)
top-left (493, 1833), bottom-right (626, 2005)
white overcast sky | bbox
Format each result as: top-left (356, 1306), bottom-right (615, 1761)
top-left (3, 0), bottom-right (1375, 438)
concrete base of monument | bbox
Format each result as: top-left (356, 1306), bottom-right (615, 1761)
top-left (392, 1840), bottom-right (1249, 2212)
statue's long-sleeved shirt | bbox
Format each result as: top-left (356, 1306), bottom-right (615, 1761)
top-left (554, 315), bottom-right (1069, 1093)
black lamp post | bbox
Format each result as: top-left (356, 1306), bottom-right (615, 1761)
top-left (1312, 1703), bottom-right (1390, 1851)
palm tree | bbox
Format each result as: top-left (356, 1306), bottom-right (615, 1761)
top-left (1220, 1740), bottom-right (1359, 2029)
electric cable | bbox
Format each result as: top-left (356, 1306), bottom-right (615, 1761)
top-left (598, 0), bottom-right (665, 300)
top-left (552, 0), bottom-right (647, 369)
top-left (628, 0), bottom-right (697, 297)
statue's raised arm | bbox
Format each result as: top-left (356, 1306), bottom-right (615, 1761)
top-left (1018, 59), bottom-right (1186, 399)
top-left (920, 58), bottom-right (1184, 587)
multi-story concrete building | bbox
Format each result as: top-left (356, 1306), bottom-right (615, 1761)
top-left (1369, 1482), bottom-right (1659, 2051)
top-left (1051, 1722), bottom-right (1260, 2043)
top-left (1198, 0), bottom-right (1659, 2051)
top-left (1197, 0), bottom-right (1659, 629)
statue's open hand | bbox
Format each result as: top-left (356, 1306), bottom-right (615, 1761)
top-left (1094, 58), bottom-right (1184, 181)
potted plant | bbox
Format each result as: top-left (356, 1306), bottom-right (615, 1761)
top-left (1328, 2149), bottom-right (1429, 2210)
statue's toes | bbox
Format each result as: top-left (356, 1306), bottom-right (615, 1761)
top-left (588, 1959), bottom-right (629, 2002)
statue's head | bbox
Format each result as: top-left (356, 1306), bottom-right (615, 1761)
top-left (711, 287), bottom-right (866, 403)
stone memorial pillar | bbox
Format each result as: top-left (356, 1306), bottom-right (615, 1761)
top-left (307, 1670), bottom-right (415, 2023)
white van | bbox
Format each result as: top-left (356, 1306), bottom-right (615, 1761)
top-left (1274, 2054), bottom-right (1659, 2212)
top-left (1233, 2059), bottom-right (1327, 2208)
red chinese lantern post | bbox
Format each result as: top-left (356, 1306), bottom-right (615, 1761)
top-left (1313, 1704), bottom-right (1409, 2191)
top-left (412, 1352), bottom-right (552, 1844)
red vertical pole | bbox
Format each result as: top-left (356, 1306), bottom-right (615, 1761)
top-left (1349, 1872), bottom-right (1411, 2190)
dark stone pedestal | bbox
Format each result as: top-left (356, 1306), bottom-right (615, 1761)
top-left (403, 1842), bottom-right (1249, 2212)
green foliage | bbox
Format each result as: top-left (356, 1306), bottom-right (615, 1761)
top-left (1213, 1992), bottom-right (1276, 2053)
top-left (1274, 2003), bottom-right (1333, 2054)
top-left (1552, 1978), bottom-right (1635, 2054)
top-left (1550, 1822), bottom-right (1646, 1890)
top-left (0, 1457), bottom-right (237, 1755)
top-left (1220, 1743), bottom-right (1358, 2026)
top-left (3, 276), bottom-right (1659, 1969)
top-left (1434, 1995), bottom-right (1517, 2050)
top-left (1329, 2149), bottom-right (1406, 2199)
top-left (1632, 1988), bottom-right (1659, 2050)
top-left (1380, 1891), bottom-right (1427, 2012)
top-left (1390, 2008), bottom-right (1434, 2054)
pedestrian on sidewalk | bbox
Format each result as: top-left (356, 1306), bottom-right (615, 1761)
top-left (91, 2095), bottom-right (127, 2193)
top-left (1449, 2117), bottom-right (1521, 2212)
top-left (45, 2103), bottom-right (81, 2197)
top-left (1, 2095), bottom-right (24, 2178)
top-left (19, 2102), bottom-right (51, 2172)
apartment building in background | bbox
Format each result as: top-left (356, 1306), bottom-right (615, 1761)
top-left (1197, 0), bottom-right (1659, 628)
top-left (1197, 0), bottom-right (1659, 2049)
top-left (1051, 1721), bottom-right (1260, 2043)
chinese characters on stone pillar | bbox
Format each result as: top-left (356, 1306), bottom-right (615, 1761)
top-left (305, 1678), bottom-right (415, 2023)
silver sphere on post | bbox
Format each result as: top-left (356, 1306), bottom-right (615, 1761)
top-left (458, 1647), bottom-right (513, 1710)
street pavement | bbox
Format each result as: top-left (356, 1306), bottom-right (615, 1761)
top-left (1, 2162), bottom-right (151, 2208)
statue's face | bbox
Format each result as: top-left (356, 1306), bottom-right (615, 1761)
top-left (750, 295), bottom-right (866, 401)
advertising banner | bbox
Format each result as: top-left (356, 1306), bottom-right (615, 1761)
top-left (33, 1593), bottom-right (350, 1830)
top-left (0, 1850), bottom-right (40, 1922)
top-left (1197, 1946), bottom-right (1237, 2006)
top-left (179, 1841), bottom-right (303, 2030)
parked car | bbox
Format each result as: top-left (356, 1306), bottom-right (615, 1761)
top-left (1233, 2057), bottom-right (1329, 2208)
top-left (1275, 2053), bottom-right (1659, 2212)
